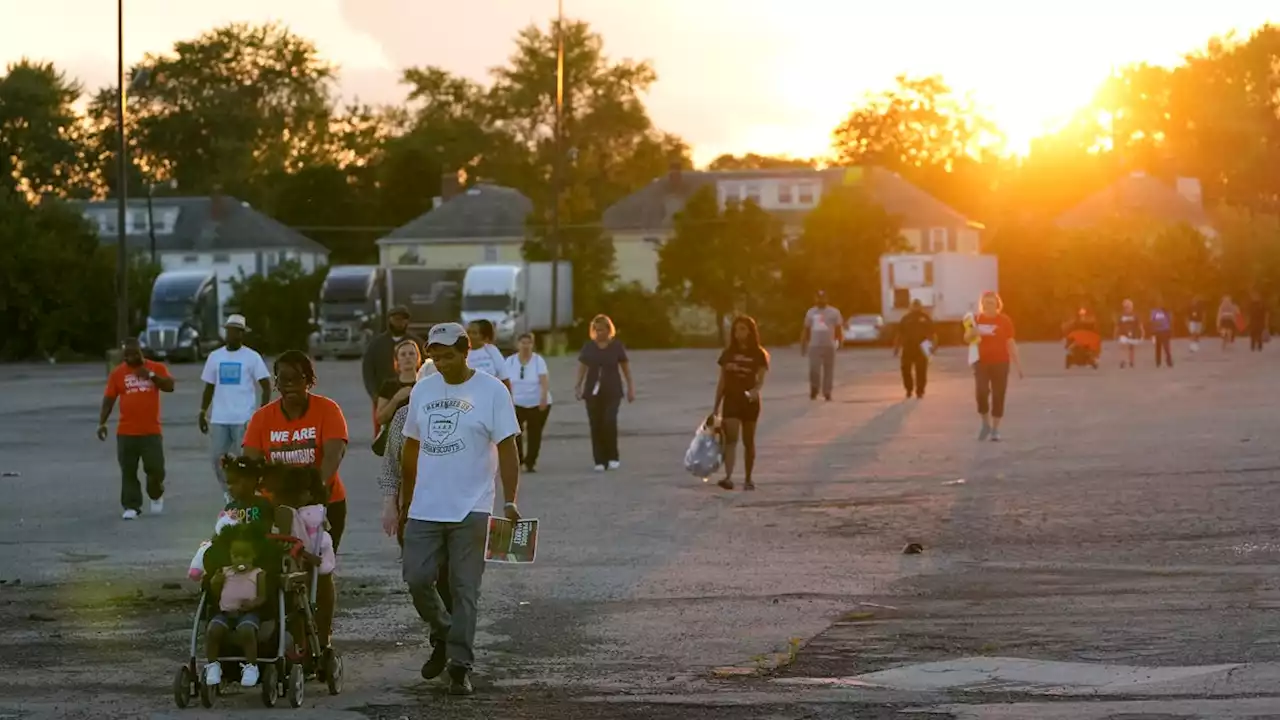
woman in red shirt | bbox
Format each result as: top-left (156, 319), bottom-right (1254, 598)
top-left (963, 292), bottom-right (1024, 442)
top-left (243, 350), bottom-right (348, 652)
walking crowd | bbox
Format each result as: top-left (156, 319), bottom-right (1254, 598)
top-left (91, 286), bottom-right (1270, 701)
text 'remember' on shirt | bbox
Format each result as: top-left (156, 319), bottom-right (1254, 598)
top-left (402, 322), bottom-right (522, 523)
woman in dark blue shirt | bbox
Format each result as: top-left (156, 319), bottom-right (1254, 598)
top-left (574, 314), bottom-right (635, 471)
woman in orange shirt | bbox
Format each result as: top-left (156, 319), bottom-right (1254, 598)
top-left (242, 350), bottom-right (348, 652)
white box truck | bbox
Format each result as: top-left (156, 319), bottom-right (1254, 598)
top-left (461, 262), bottom-right (573, 351)
top-left (880, 253), bottom-right (998, 343)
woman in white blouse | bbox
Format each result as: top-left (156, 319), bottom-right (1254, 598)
top-left (503, 332), bottom-right (552, 472)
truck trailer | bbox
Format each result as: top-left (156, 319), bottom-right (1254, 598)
top-left (460, 263), bottom-right (573, 351)
top-left (880, 253), bottom-right (998, 343)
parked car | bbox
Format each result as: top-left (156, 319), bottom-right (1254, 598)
top-left (843, 314), bottom-right (885, 346)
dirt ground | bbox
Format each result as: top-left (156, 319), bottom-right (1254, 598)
top-left (2, 339), bottom-right (1279, 718)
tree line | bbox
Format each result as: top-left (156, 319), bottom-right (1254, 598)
top-left (2, 19), bottom-right (1279, 358)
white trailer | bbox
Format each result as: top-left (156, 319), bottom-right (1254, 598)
top-left (880, 253), bottom-right (998, 342)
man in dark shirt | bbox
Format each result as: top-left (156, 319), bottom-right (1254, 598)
top-left (361, 306), bottom-right (424, 429)
top-left (1248, 291), bottom-right (1269, 352)
top-left (895, 300), bottom-right (935, 399)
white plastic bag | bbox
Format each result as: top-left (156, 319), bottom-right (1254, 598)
top-left (684, 420), bottom-right (723, 480)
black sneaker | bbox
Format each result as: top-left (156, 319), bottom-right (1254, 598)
top-left (448, 665), bottom-right (474, 696)
top-left (421, 639), bottom-right (447, 680)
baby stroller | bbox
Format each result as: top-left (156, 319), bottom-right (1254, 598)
top-left (1065, 328), bottom-right (1101, 369)
top-left (173, 534), bottom-right (344, 708)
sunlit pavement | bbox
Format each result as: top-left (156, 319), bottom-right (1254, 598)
top-left (1, 340), bottom-right (1279, 718)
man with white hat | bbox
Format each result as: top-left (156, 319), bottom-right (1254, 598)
top-left (198, 314), bottom-right (272, 500)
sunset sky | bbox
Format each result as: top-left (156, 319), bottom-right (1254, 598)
top-left (2, 0), bottom-right (1276, 164)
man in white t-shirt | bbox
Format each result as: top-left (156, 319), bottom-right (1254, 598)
top-left (465, 319), bottom-right (512, 393)
top-left (198, 315), bottom-right (271, 497)
top-left (400, 322), bottom-right (522, 696)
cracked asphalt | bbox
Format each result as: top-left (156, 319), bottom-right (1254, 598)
top-left (1, 339), bottom-right (1278, 719)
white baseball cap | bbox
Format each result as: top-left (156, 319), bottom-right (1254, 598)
top-left (427, 322), bottom-right (470, 349)
top-left (224, 314), bottom-right (249, 331)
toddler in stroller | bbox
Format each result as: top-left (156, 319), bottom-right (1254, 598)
top-left (203, 523), bottom-right (269, 688)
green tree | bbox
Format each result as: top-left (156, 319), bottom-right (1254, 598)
top-left (88, 23), bottom-right (337, 205)
top-left (706, 153), bottom-right (816, 171)
top-left (227, 259), bottom-right (326, 354)
top-left (832, 75), bottom-right (1004, 223)
top-left (0, 60), bottom-right (90, 198)
top-left (658, 186), bottom-right (785, 341)
top-left (0, 191), bottom-right (156, 359)
top-left (788, 186), bottom-right (906, 318)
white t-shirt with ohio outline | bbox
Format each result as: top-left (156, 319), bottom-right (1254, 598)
top-left (403, 370), bottom-right (520, 523)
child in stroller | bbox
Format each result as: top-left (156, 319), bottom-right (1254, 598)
top-left (203, 523), bottom-right (269, 688)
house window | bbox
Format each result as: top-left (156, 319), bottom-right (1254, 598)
top-left (183, 254), bottom-right (199, 264)
top-left (129, 210), bottom-right (148, 233)
top-left (778, 184), bottom-right (793, 204)
top-left (744, 183), bottom-right (761, 205)
top-left (212, 253), bottom-right (231, 264)
top-left (100, 213), bottom-right (117, 235)
top-left (929, 228), bottom-right (949, 252)
top-left (483, 245), bottom-right (498, 262)
top-left (720, 183), bottom-right (742, 206)
top-left (152, 208), bottom-right (179, 235)
top-left (797, 183), bottom-right (816, 205)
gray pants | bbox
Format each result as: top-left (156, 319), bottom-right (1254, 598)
top-left (209, 423), bottom-right (247, 492)
top-left (118, 434), bottom-right (165, 511)
top-left (808, 344), bottom-right (836, 398)
top-left (402, 512), bottom-right (489, 669)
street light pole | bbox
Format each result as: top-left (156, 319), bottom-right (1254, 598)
top-left (549, 0), bottom-right (564, 349)
top-left (114, 0), bottom-right (130, 347)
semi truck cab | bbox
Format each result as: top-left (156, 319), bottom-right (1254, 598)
top-left (309, 266), bottom-right (383, 360)
top-left (139, 270), bottom-right (222, 362)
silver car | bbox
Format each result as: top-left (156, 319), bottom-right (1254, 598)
top-left (843, 314), bottom-right (885, 346)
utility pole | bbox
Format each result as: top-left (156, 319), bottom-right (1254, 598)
top-left (549, 0), bottom-right (564, 351)
top-left (114, 0), bottom-right (130, 347)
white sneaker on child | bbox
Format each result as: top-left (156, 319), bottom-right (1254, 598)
top-left (240, 663), bottom-right (260, 687)
top-left (607, 460), bottom-right (621, 470)
top-left (204, 661), bottom-right (222, 686)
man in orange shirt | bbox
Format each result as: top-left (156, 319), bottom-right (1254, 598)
top-left (98, 339), bottom-right (176, 519)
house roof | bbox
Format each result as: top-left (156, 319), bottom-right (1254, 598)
top-left (69, 195), bottom-right (329, 255)
top-left (1055, 173), bottom-right (1214, 231)
top-left (601, 167), bottom-right (981, 233)
top-left (378, 184), bottom-right (533, 244)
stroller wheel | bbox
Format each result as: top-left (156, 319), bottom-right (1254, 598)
top-left (198, 675), bottom-right (214, 709)
top-left (287, 663), bottom-right (306, 708)
top-left (323, 647), bottom-right (344, 695)
top-left (173, 665), bottom-right (193, 709)
top-left (261, 664), bottom-right (279, 708)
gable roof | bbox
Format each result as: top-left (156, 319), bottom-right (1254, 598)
top-left (378, 184), bottom-right (533, 244)
top-left (601, 167), bottom-right (981, 233)
top-left (1056, 173), bottom-right (1214, 231)
top-left (69, 195), bottom-right (329, 255)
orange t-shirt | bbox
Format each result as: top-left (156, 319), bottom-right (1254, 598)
top-left (243, 394), bottom-right (349, 503)
top-left (104, 361), bottom-right (171, 436)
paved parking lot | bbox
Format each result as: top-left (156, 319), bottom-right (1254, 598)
top-left (1, 339), bottom-right (1279, 719)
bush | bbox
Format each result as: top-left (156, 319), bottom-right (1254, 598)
top-left (227, 260), bottom-right (325, 355)
top-left (0, 191), bottom-right (159, 360)
top-left (595, 282), bottom-right (679, 349)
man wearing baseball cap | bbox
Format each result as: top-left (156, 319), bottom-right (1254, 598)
top-left (362, 305), bottom-right (424, 430)
top-left (399, 322), bottom-right (522, 695)
top-left (198, 314), bottom-right (271, 500)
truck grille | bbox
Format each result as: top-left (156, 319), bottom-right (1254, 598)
top-left (147, 328), bottom-right (177, 349)
top-left (322, 327), bottom-right (350, 342)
